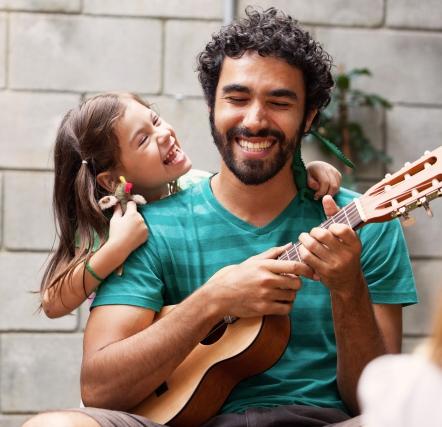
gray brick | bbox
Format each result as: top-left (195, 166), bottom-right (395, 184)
top-left (1, 334), bottom-right (82, 411)
top-left (238, 0), bottom-right (384, 26)
top-left (164, 20), bottom-right (221, 97)
top-left (149, 96), bottom-right (220, 172)
top-left (84, 0), bottom-right (222, 19)
top-left (386, 106), bottom-right (442, 257)
top-left (0, 91), bottom-right (80, 169)
top-left (0, 415), bottom-right (31, 427)
top-left (4, 172), bottom-right (58, 251)
top-left (387, 0), bottom-right (442, 30)
top-left (403, 260), bottom-right (442, 336)
top-left (9, 13), bottom-right (161, 93)
top-left (0, 252), bottom-right (77, 331)
top-left (402, 336), bottom-right (425, 354)
top-left (0, 0), bottom-right (80, 12)
top-left (0, 13), bottom-right (5, 88)
top-left (386, 106), bottom-right (442, 174)
top-left (316, 28), bottom-right (442, 104)
top-left (0, 173), bottom-right (3, 247)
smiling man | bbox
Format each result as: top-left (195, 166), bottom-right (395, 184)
top-left (24, 7), bottom-right (416, 427)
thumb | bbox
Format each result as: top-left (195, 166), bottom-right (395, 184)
top-left (322, 195), bottom-right (339, 218)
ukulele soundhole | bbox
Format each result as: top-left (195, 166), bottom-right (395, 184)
top-left (200, 320), bottom-right (228, 345)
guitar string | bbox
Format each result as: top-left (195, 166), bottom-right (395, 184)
top-left (279, 202), bottom-right (360, 261)
top-left (203, 203), bottom-right (360, 338)
top-left (279, 179), bottom-right (442, 262)
top-left (201, 182), bottom-right (442, 340)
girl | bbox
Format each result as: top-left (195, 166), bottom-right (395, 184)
top-left (41, 92), bottom-right (342, 318)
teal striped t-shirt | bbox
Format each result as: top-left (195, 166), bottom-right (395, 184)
top-left (92, 178), bottom-right (417, 414)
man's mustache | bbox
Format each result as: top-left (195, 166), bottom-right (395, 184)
top-left (226, 126), bottom-right (285, 142)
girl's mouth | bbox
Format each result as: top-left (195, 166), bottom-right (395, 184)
top-left (163, 144), bottom-right (185, 165)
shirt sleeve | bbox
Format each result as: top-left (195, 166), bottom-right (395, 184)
top-left (91, 231), bottom-right (165, 312)
top-left (359, 219), bottom-right (418, 305)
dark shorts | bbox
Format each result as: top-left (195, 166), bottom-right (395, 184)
top-left (68, 405), bottom-right (363, 427)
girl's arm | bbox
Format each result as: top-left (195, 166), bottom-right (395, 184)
top-left (42, 202), bottom-right (148, 318)
top-left (306, 160), bottom-right (342, 199)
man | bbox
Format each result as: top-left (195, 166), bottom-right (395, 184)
top-left (24, 7), bottom-right (416, 427)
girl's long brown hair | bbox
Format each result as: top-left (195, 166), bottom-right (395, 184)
top-left (41, 93), bottom-right (148, 308)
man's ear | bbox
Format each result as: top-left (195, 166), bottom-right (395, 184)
top-left (304, 108), bottom-right (318, 134)
top-left (96, 171), bottom-right (117, 193)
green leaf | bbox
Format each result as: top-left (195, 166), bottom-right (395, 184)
top-left (336, 74), bottom-right (350, 90)
top-left (348, 68), bottom-right (372, 79)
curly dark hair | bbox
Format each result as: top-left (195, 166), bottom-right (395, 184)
top-left (197, 7), bottom-right (334, 119)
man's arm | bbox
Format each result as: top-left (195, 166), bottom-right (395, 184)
top-left (298, 195), bottom-right (403, 415)
top-left (329, 281), bottom-right (402, 415)
top-left (81, 246), bottom-right (314, 410)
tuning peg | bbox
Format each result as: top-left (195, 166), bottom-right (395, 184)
top-left (401, 212), bottom-right (416, 227)
top-left (423, 202), bottom-right (433, 217)
top-left (419, 197), bottom-right (434, 217)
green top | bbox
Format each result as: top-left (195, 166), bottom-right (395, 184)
top-left (92, 178), bottom-right (417, 414)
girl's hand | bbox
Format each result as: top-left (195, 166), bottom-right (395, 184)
top-left (107, 201), bottom-right (148, 259)
top-left (306, 161), bottom-right (342, 199)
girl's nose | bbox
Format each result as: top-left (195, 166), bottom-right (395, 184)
top-left (156, 128), bottom-right (172, 144)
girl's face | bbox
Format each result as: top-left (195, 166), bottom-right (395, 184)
top-left (113, 97), bottom-right (192, 200)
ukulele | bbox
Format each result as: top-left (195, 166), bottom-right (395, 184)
top-left (133, 146), bottom-right (442, 427)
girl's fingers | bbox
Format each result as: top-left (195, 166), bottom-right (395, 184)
top-left (307, 175), bottom-right (320, 191)
top-left (124, 201), bottom-right (137, 214)
top-left (111, 203), bottom-right (122, 218)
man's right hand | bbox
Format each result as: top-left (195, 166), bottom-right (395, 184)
top-left (203, 244), bottom-right (315, 319)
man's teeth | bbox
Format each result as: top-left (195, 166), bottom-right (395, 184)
top-left (238, 139), bottom-right (273, 152)
top-left (163, 145), bottom-right (181, 165)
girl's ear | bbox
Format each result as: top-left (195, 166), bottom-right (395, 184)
top-left (96, 171), bottom-right (117, 193)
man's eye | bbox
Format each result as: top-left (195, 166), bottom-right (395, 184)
top-left (226, 97), bottom-right (248, 104)
top-left (270, 101), bottom-right (290, 107)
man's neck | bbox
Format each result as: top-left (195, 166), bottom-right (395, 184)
top-left (210, 162), bottom-right (297, 228)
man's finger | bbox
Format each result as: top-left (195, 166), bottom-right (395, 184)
top-left (262, 259), bottom-right (315, 279)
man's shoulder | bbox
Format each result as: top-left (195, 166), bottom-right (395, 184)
top-left (139, 180), bottom-right (208, 223)
top-left (334, 186), bottom-right (361, 208)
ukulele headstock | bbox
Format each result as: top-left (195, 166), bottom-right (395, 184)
top-left (358, 146), bottom-right (442, 225)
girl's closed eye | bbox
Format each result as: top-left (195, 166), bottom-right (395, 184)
top-left (138, 134), bottom-right (149, 147)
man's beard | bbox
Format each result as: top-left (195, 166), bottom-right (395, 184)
top-left (210, 113), bottom-right (304, 185)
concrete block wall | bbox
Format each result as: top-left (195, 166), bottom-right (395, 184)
top-left (0, 1), bottom-right (441, 424)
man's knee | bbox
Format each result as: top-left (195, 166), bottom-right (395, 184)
top-left (22, 411), bottom-right (100, 427)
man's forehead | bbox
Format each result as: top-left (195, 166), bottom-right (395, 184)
top-left (217, 52), bottom-right (305, 93)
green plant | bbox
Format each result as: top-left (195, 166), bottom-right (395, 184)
top-left (313, 67), bottom-right (392, 185)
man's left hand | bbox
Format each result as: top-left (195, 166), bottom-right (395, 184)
top-left (298, 195), bottom-right (363, 292)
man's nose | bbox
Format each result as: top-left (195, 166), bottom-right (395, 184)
top-left (242, 102), bottom-right (269, 133)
